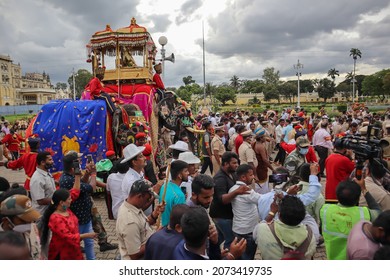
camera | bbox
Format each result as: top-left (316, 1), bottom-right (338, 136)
top-left (336, 125), bottom-right (388, 161)
top-left (73, 160), bottom-right (81, 175)
top-left (269, 173), bottom-right (288, 184)
top-left (336, 125), bottom-right (389, 179)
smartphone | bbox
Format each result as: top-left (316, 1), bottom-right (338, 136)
top-left (180, 186), bottom-right (187, 195)
top-left (87, 154), bottom-right (94, 164)
top-left (269, 173), bottom-right (288, 184)
top-left (73, 160), bottom-right (81, 175)
top-left (274, 189), bottom-right (282, 205)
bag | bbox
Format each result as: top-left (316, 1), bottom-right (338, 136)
top-left (268, 222), bottom-right (313, 260)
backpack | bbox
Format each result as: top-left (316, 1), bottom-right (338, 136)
top-left (268, 222), bottom-right (313, 260)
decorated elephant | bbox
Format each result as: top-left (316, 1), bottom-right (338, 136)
top-left (155, 91), bottom-right (204, 165)
top-left (112, 103), bottom-right (150, 155)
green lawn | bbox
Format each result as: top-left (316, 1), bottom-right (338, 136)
top-left (2, 114), bottom-right (33, 124)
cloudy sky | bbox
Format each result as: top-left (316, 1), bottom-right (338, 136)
top-left (1, 0), bottom-right (390, 88)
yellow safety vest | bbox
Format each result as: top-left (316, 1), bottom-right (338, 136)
top-left (320, 204), bottom-right (370, 260)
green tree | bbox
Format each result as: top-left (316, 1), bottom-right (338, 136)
top-left (345, 71), bottom-right (353, 81)
top-left (67, 69), bottom-right (93, 99)
top-left (229, 75), bottom-right (241, 93)
top-left (262, 67), bottom-right (281, 103)
top-left (55, 82), bottom-right (68, 90)
top-left (214, 85), bottom-right (236, 105)
top-left (182, 76), bottom-right (195, 86)
top-left (240, 79), bottom-right (265, 93)
top-left (300, 79), bottom-right (315, 93)
top-left (383, 72), bottom-right (390, 94)
top-left (176, 83), bottom-right (202, 102)
top-left (362, 69), bottom-right (390, 101)
top-left (336, 81), bottom-right (352, 100)
top-left (205, 82), bottom-right (216, 97)
top-left (317, 78), bottom-right (336, 103)
top-left (327, 68), bottom-right (339, 82)
top-left (263, 84), bottom-right (280, 103)
top-left (278, 82), bottom-right (297, 103)
top-left (262, 67), bottom-right (280, 85)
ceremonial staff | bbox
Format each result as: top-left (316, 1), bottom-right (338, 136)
top-left (156, 162), bottom-right (171, 227)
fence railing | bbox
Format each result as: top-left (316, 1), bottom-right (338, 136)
top-left (0, 105), bottom-right (42, 116)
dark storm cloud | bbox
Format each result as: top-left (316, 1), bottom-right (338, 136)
top-left (175, 0), bottom-right (202, 25)
top-left (1, 0), bottom-right (389, 88)
top-left (41, 0), bottom-right (141, 41)
top-left (204, 0), bottom-right (390, 81)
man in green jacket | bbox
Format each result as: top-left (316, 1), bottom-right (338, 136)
top-left (320, 178), bottom-right (381, 260)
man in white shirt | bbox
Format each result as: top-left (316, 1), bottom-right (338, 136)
top-left (274, 119), bottom-right (286, 165)
top-left (107, 159), bottom-right (130, 219)
top-left (178, 151), bottom-right (201, 203)
top-left (312, 120), bottom-right (333, 177)
top-left (229, 164), bottom-right (261, 260)
top-left (30, 151), bottom-right (56, 215)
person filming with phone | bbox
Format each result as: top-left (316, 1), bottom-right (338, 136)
top-left (59, 152), bottom-right (97, 260)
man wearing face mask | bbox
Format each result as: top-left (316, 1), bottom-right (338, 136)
top-left (283, 136), bottom-right (310, 178)
top-left (30, 152), bottom-right (56, 216)
top-left (0, 195), bottom-right (42, 259)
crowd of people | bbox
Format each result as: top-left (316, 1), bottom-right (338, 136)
top-left (1, 105), bottom-right (390, 260)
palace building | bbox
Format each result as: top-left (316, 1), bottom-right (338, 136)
top-left (0, 54), bottom-right (56, 106)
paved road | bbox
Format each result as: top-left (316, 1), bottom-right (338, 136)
top-left (0, 165), bottom-right (327, 260)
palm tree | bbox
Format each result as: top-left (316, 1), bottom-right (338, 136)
top-left (345, 71), bottom-right (353, 81)
top-left (327, 68), bottom-right (339, 82)
top-left (229, 75), bottom-right (241, 93)
top-left (349, 48), bottom-right (362, 102)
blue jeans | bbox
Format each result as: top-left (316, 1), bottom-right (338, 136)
top-left (233, 232), bottom-right (257, 260)
top-left (79, 221), bottom-right (95, 260)
top-left (213, 218), bottom-right (234, 250)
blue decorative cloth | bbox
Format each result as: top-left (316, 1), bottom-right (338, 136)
top-left (32, 100), bottom-right (108, 173)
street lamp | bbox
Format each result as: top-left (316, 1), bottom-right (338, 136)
top-left (158, 36), bottom-right (175, 80)
top-left (72, 68), bottom-right (78, 100)
top-left (294, 59), bottom-right (303, 108)
top-left (352, 77), bottom-right (357, 103)
top-left (158, 36), bottom-right (167, 80)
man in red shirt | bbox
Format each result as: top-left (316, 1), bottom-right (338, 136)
top-left (234, 125), bottom-right (246, 154)
top-left (324, 135), bottom-right (355, 202)
top-left (0, 136), bottom-right (40, 191)
top-left (1, 129), bottom-right (24, 160)
top-left (153, 63), bottom-right (165, 90)
top-left (83, 68), bottom-right (115, 114)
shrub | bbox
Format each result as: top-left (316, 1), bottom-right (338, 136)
top-left (336, 104), bottom-right (347, 112)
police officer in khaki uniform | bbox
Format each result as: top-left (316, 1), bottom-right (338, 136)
top-left (211, 125), bottom-right (226, 175)
top-left (283, 136), bottom-right (310, 178)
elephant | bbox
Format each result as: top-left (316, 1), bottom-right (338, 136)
top-left (155, 90), bottom-right (204, 163)
top-left (112, 103), bottom-right (149, 156)
top-left (111, 90), bottom-right (204, 168)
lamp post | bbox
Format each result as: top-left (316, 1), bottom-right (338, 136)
top-left (352, 76), bottom-right (356, 103)
top-left (72, 68), bottom-right (78, 100)
top-left (158, 36), bottom-right (168, 80)
top-left (294, 59), bottom-right (303, 108)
